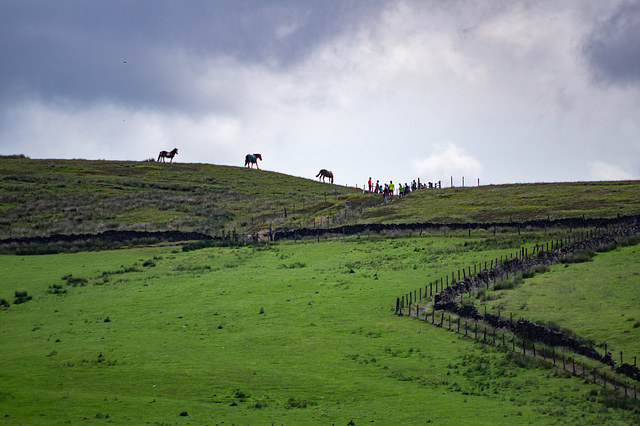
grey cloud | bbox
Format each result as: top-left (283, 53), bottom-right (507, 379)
top-left (0, 1), bottom-right (384, 112)
top-left (583, 1), bottom-right (640, 86)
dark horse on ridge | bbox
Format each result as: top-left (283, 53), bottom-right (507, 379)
top-left (245, 153), bottom-right (262, 169)
top-left (316, 169), bottom-right (333, 184)
top-left (158, 148), bottom-right (178, 163)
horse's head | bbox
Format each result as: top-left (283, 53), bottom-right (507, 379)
top-left (254, 154), bottom-right (262, 161)
top-left (172, 148), bottom-right (178, 155)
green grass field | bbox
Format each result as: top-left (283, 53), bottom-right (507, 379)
top-left (1, 233), bottom-right (640, 424)
top-left (1, 156), bottom-right (640, 424)
top-left (481, 242), bottom-right (640, 360)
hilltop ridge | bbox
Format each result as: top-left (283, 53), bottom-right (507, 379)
top-left (1, 155), bottom-right (640, 240)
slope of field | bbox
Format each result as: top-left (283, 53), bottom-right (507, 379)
top-left (2, 156), bottom-right (640, 424)
top-left (2, 234), bottom-right (639, 424)
top-left (2, 155), bottom-right (640, 240)
top-left (481, 242), bottom-right (640, 359)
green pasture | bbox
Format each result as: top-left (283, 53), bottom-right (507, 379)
top-left (362, 180), bottom-right (640, 223)
top-left (480, 242), bottom-right (640, 360)
top-left (2, 233), bottom-right (639, 424)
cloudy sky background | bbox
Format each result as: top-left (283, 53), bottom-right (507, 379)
top-left (1, 0), bottom-right (639, 187)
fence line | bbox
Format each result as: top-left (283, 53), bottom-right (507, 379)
top-left (395, 221), bottom-right (640, 390)
top-left (419, 310), bottom-right (637, 398)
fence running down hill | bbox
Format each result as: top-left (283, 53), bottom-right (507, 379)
top-left (394, 218), bottom-right (640, 389)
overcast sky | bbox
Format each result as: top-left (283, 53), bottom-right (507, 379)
top-left (1, 1), bottom-right (639, 187)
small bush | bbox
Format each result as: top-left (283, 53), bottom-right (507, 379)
top-left (494, 279), bottom-right (517, 291)
top-left (13, 290), bottom-right (32, 304)
top-left (521, 265), bottom-right (548, 279)
top-left (279, 262), bottom-right (306, 269)
top-left (234, 389), bottom-right (249, 401)
top-left (48, 284), bottom-right (68, 295)
top-left (0, 298), bottom-right (9, 308)
top-left (142, 259), bottom-right (156, 267)
top-left (620, 235), bottom-right (640, 247)
top-left (285, 398), bottom-right (316, 409)
top-left (595, 243), bottom-right (617, 253)
top-left (532, 264), bottom-right (550, 274)
top-left (65, 276), bottom-right (88, 287)
top-left (561, 250), bottom-right (595, 264)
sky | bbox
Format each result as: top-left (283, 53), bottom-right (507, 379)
top-left (1, 0), bottom-right (640, 188)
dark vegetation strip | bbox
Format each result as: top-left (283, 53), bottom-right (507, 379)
top-left (0, 230), bottom-right (213, 255)
top-left (3, 215), bottom-right (639, 254)
top-left (396, 219), bottom-right (640, 384)
top-left (273, 214), bottom-right (640, 241)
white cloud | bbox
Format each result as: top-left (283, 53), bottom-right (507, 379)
top-left (587, 161), bottom-right (634, 181)
top-left (412, 142), bottom-right (483, 186)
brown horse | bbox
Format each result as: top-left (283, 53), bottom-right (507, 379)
top-left (316, 169), bottom-right (333, 184)
top-left (158, 148), bottom-right (178, 163)
top-left (245, 153), bottom-right (262, 169)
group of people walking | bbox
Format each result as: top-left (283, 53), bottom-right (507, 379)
top-left (367, 177), bottom-right (427, 201)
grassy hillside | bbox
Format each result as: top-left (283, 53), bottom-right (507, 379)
top-left (2, 235), bottom-right (639, 424)
top-left (2, 155), bottom-right (640, 240)
top-left (1, 156), bottom-right (640, 424)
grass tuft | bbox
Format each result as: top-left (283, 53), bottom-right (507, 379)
top-left (561, 250), bottom-right (595, 264)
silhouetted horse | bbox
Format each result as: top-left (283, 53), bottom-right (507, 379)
top-left (158, 148), bottom-right (178, 163)
top-left (316, 169), bottom-right (333, 184)
top-left (245, 153), bottom-right (262, 169)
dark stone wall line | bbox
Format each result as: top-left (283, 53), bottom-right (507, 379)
top-left (273, 214), bottom-right (640, 241)
top-left (0, 229), bottom-right (214, 248)
top-left (422, 221), bottom-right (640, 381)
